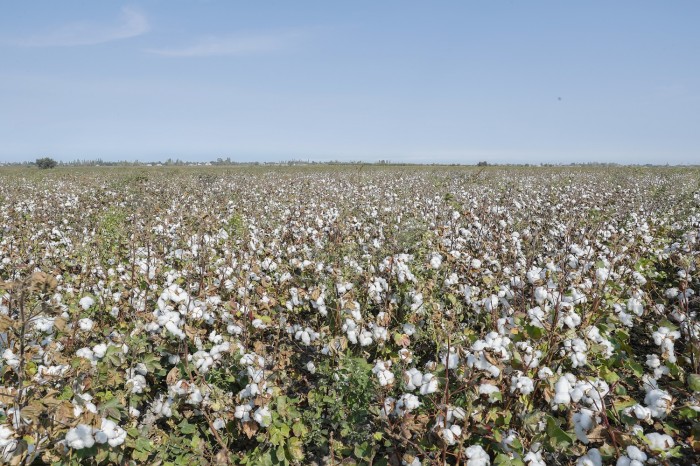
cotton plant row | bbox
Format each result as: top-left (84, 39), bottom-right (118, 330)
top-left (0, 166), bottom-right (697, 465)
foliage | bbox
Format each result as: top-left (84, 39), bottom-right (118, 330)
top-left (36, 157), bottom-right (58, 169)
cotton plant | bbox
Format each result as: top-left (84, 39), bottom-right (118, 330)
top-left (0, 167), bottom-right (698, 463)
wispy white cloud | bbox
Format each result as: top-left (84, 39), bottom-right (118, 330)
top-left (146, 31), bottom-right (304, 57)
top-left (17, 7), bottom-right (149, 47)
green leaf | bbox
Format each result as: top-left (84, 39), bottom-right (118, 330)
top-left (688, 373), bottom-right (700, 392)
top-left (292, 421), bottom-right (308, 438)
top-left (354, 441), bottom-right (370, 459)
top-left (525, 324), bottom-right (544, 340)
top-left (601, 366), bottom-right (620, 384)
top-left (546, 416), bottom-right (573, 448)
top-left (179, 420), bottom-right (197, 435)
top-left (286, 437), bottom-right (304, 461)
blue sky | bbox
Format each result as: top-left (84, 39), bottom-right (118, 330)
top-left (1, 1), bottom-right (698, 164)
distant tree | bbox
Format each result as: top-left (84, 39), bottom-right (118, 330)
top-left (36, 157), bottom-right (58, 169)
top-left (477, 161), bottom-right (489, 167)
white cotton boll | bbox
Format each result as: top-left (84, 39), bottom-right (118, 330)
top-left (524, 449), bottom-right (546, 466)
top-left (627, 298), bottom-right (644, 317)
top-left (442, 427), bottom-right (457, 445)
top-left (527, 306), bottom-right (547, 328)
top-left (448, 406), bottom-right (466, 421)
top-left (187, 388), bottom-right (203, 405)
top-left (645, 432), bottom-right (674, 451)
top-left (396, 393), bottom-right (421, 415)
top-left (65, 424), bottom-right (95, 450)
top-left (617, 446), bottom-right (647, 466)
top-left (538, 367), bottom-right (553, 380)
top-left (464, 444), bottom-right (490, 466)
top-left (403, 323), bottom-right (416, 336)
top-left (419, 373), bottom-right (439, 395)
top-left (399, 348), bottom-right (413, 362)
top-left (127, 374), bottom-right (147, 394)
top-left (359, 329), bottom-right (373, 346)
top-left (596, 268), bottom-right (610, 283)
top-left (251, 319), bottom-right (266, 329)
top-left (304, 361), bottom-right (317, 374)
top-left (404, 368), bottom-right (423, 391)
top-left (471, 259), bottom-right (482, 269)
top-left (151, 397), bottom-right (174, 418)
top-left (34, 316), bottom-right (55, 333)
top-left (564, 338), bottom-right (588, 368)
top-left (577, 449), bottom-right (603, 466)
top-left (235, 403), bottom-right (252, 422)
top-left (95, 418), bottom-right (127, 447)
top-left (429, 254), bottom-right (442, 269)
top-left (632, 272), bottom-right (647, 286)
top-left (534, 287), bottom-right (548, 305)
top-left (208, 330), bottom-right (223, 344)
top-left (129, 406), bottom-right (141, 418)
top-left (92, 343), bottom-right (108, 359)
top-left (372, 361), bottom-right (395, 387)
top-left (527, 267), bottom-right (544, 284)
top-left (510, 372), bottom-right (534, 395)
top-left (78, 318), bottom-right (94, 331)
top-left (213, 418), bottom-right (226, 430)
top-left (227, 324), bottom-right (242, 335)
top-left (553, 376), bottom-right (573, 405)
top-left (644, 389), bottom-right (673, 418)
top-left (573, 409), bottom-right (596, 444)
top-left (2, 349), bottom-right (19, 369)
top-left (0, 423), bottom-right (17, 457)
top-left (478, 383), bottom-right (500, 397)
top-left (75, 347), bottom-right (95, 362)
top-left (441, 348), bottom-right (460, 369)
top-left (630, 404), bottom-right (652, 422)
top-left (445, 272), bottom-right (459, 286)
top-left (79, 296), bottom-right (95, 310)
top-left (253, 406), bottom-right (271, 427)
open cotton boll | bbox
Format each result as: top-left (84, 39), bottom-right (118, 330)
top-left (306, 361), bottom-right (316, 374)
top-left (253, 406), bottom-right (271, 427)
top-left (441, 347), bottom-right (460, 369)
top-left (404, 368), bottom-right (423, 391)
top-left (0, 424), bottom-right (17, 460)
top-left (95, 418), bottom-right (126, 447)
top-left (234, 403), bottom-right (253, 422)
top-left (395, 393), bottom-right (420, 415)
top-left (2, 349), bottom-right (20, 369)
top-left (577, 449), bottom-right (603, 466)
top-left (34, 316), bottom-right (55, 333)
top-left (126, 374), bottom-right (147, 394)
top-left (645, 432), bottom-right (674, 451)
top-left (65, 424), bottom-right (95, 450)
top-left (92, 343), bottom-right (108, 359)
top-left (438, 422), bottom-right (462, 446)
top-left (510, 372), bottom-right (534, 395)
top-left (78, 318), bottom-right (94, 332)
top-left (464, 444), bottom-right (490, 466)
top-left (79, 296), bottom-right (95, 310)
top-left (524, 448), bottom-right (546, 466)
top-left (616, 445), bottom-right (647, 466)
top-left (573, 408), bottom-right (597, 444)
top-left (628, 404), bottom-right (652, 422)
top-left (372, 360), bottom-right (395, 387)
top-left (563, 338), bottom-right (588, 368)
top-left (644, 389), bottom-right (673, 419)
top-left (419, 373), bottom-right (439, 395)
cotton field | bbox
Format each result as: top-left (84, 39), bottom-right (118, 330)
top-left (0, 166), bottom-right (698, 465)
